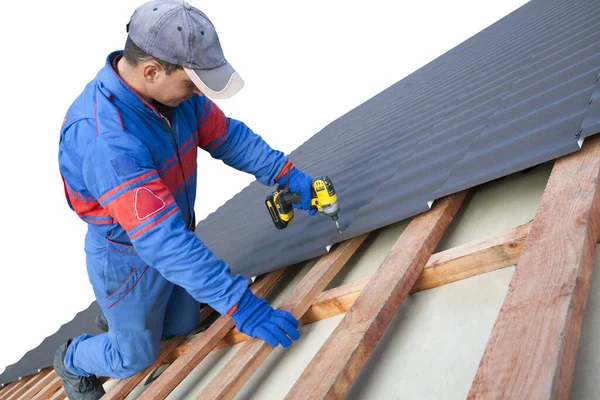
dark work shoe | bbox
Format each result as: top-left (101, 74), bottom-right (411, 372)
top-left (95, 311), bottom-right (108, 333)
top-left (53, 340), bottom-right (106, 400)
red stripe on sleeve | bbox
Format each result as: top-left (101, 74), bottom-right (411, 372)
top-left (99, 170), bottom-right (156, 204)
top-left (274, 160), bottom-right (294, 183)
top-left (105, 177), bottom-right (176, 232)
top-left (63, 178), bottom-right (114, 222)
top-left (129, 207), bottom-right (178, 240)
top-left (197, 100), bottom-right (226, 149)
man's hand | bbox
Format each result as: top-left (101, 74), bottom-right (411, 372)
top-left (276, 167), bottom-right (317, 215)
top-left (230, 289), bottom-right (300, 348)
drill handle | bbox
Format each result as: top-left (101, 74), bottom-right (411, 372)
top-left (279, 191), bottom-right (302, 205)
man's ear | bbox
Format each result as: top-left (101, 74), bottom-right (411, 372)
top-left (142, 60), bottom-right (163, 83)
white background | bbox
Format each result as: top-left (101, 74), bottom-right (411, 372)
top-left (0, 0), bottom-right (528, 378)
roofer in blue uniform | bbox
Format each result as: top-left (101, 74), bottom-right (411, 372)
top-left (55, 1), bottom-right (315, 397)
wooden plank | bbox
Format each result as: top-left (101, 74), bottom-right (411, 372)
top-left (0, 381), bottom-right (21, 400)
top-left (196, 233), bottom-right (370, 400)
top-left (7, 369), bottom-right (51, 400)
top-left (214, 221), bottom-right (531, 348)
top-left (286, 191), bottom-right (466, 399)
top-left (413, 221), bottom-right (531, 292)
top-left (45, 389), bottom-right (64, 400)
top-left (468, 138), bottom-right (600, 399)
top-left (0, 382), bottom-right (18, 399)
top-left (30, 375), bottom-right (61, 400)
top-left (0, 384), bottom-right (9, 398)
top-left (16, 371), bottom-right (57, 400)
top-left (136, 268), bottom-right (287, 400)
top-left (1, 376), bottom-right (34, 400)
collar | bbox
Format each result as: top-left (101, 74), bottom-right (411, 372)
top-left (97, 51), bottom-right (164, 119)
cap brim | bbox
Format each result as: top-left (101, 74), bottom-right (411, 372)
top-left (184, 61), bottom-right (244, 100)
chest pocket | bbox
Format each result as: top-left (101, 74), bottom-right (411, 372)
top-left (103, 239), bottom-right (148, 309)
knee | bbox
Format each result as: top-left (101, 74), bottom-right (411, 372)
top-left (106, 335), bottom-right (160, 379)
top-left (109, 349), bottom-right (158, 379)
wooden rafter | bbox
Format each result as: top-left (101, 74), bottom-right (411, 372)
top-left (468, 135), bottom-right (600, 399)
top-left (4, 376), bottom-right (34, 400)
top-left (13, 140), bottom-right (600, 399)
top-left (286, 191), bottom-right (466, 399)
top-left (15, 371), bottom-right (58, 400)
top-left (0, 380), bottom-right (22, 400)
top-left (134, 268), bottom-right (286, 400)
top-left (5, 369), bottom-right (51, 400)
top-left (196, 234), bottom-right (369, 400)
top-left (0, 218), bottom-right (532, 400)
top-left (30, 374), bottom-right (61, 400)
top-left (45, 388), bottom-right (65, 400)
top-left (205, 221), bottom-right (532, 349)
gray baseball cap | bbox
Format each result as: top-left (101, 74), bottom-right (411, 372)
top-left (127, 0), bottom-right (244, 99)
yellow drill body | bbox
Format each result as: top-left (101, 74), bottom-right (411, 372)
top-left (265, 176), bottom-right (341, 233)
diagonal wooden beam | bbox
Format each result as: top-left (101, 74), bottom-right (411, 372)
top-left (0, 381), bottom-right (22, 400)
top-left (468, 135), bottom-right (600, 399)
top-left (1, 376), bottom-right (35, 400)
top-left (0, 384), bottom-right (10, 398)
top-left (30, 374), bottom-right (61, 400)
top-left (6, 369), bottom-right (51, 400)
top-left (16, 371), bottom-right (57, 400)
top-left (196, 233), bottom-right (370, 400)
top-left (286, 191), bottom-right (467, 399)
top-left (215, 221), bottom-right (532, 348)
top-left (45, 389), bottom-right (64, 400)
top-left (136, 268), bottom-right (287, 400)
top-left (0, 385), bottom-right (11, 400)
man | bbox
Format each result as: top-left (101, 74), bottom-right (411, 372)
top-left (55, 1), bottom-right (315, 398)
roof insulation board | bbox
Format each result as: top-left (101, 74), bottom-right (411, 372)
top-left (196, 0), bottom-right (600, 278)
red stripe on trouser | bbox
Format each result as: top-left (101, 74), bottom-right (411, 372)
top-left (107, 266), bottom-right (149, 309)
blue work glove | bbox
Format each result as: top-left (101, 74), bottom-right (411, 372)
top-left (230, 289), bottom-right (301, 348)
top-left (276, 167), bottom-right (318, 216)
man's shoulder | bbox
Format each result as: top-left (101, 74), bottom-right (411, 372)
top-left (63, 79), bottom-right (100, 129)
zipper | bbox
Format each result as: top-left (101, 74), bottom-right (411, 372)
top-left (160, 114), bottom-right (195, 231)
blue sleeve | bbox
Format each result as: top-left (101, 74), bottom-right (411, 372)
top-left (82, 132), bottom-right (248, 315)
top-left (194, 96), bottom-right (289, 186)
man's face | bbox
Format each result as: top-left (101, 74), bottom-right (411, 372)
top-left (147, 68), bottom-right (203, 107)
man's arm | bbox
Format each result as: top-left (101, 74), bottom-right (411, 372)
top-left (194, 95), bottom-right (292, 186)
top-left (82, 131), bottom-right (300, 347)
top-left (83, 131), bottom-right (248, 315)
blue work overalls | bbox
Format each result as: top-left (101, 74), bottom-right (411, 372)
top-left (58, 51), bottom-right (290, 377)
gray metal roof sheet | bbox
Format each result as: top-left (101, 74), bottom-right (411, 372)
top-left (3, 0), bottom-right (600, 385)
top-left (197, 0), bottom-right (600, 277)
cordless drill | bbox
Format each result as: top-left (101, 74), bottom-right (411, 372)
top-left (265, 176), bottom-right (342, 233)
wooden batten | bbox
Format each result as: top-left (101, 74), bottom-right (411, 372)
top-left (468, 134), bottom-right (600, 399)
top-left (286, 191), bottom-right (466, 399)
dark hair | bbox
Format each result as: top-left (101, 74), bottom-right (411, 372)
top-left (122, 36), bottom-right (183, 75)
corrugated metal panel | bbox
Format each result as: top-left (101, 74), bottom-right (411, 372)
top-left (0, 302), bottom-right (102, 385)
top-left (195, 0), bottom-right (600, 277)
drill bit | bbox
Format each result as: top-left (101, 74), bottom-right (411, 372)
top-left (332, 215), bottom-right (342, 234)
